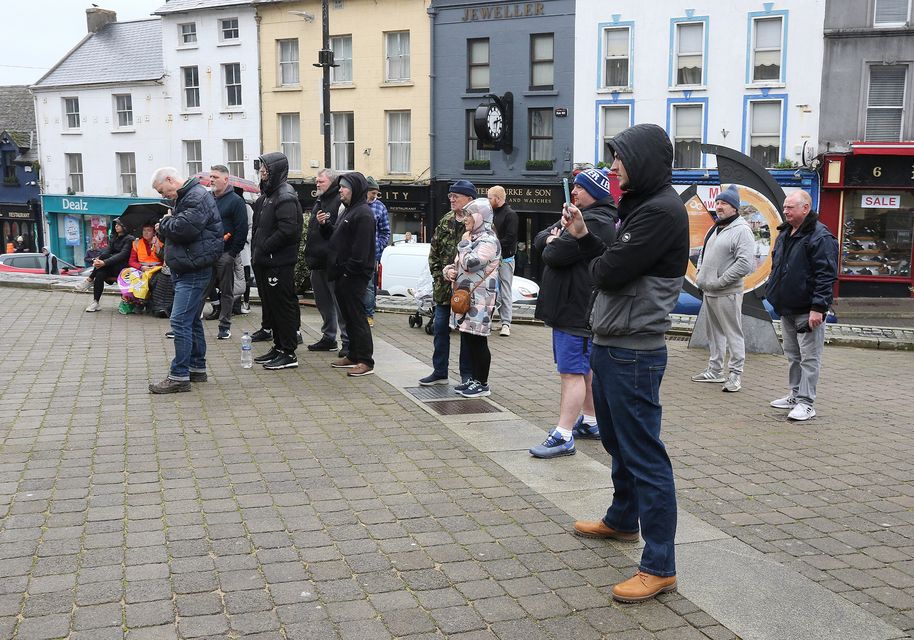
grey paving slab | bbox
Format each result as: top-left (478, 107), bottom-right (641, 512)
top-left (485, 451), bottom-right (615, 495)
top-left (447, 420), bottom-right (547, 452)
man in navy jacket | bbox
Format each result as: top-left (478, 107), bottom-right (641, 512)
top-left (765, 190), bottom-right (838, 421)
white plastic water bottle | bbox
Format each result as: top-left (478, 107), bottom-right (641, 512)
top-left (241, 331), bottom-right (253, 368)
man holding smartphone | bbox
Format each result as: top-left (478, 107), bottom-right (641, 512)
top-left (765, 190), bottom-right (838, 421)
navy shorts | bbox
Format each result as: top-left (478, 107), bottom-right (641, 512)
top-left (552, 329), bottom-right (592, 375)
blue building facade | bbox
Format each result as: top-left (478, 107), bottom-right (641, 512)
top-left (0, 84), bottom-right (42, 254)
top-left (429, 0), bottom-right (575, 279)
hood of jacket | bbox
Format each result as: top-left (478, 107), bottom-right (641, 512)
top-left (463, 197), bottom-right (494, 237)
top-left (258, 152), bottom-right (289, 195)
top-left (340, 172), bottom-right (370, 210)
top-left (607, 124), bottom-right (673, 197)
top-left (777, 210), bottom-right (820, 236)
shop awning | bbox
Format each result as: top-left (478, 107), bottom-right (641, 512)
top-left (851, 142), bottom-right (914, 156)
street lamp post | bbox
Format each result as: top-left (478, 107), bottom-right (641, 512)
top-left (312, 0), bottom-right (336, 169)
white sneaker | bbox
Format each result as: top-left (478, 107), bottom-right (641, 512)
top-left (240, 301), bottom-right (251, 314)
top-left (787, 403), bottom-right (816, 421)
top-left (499, 324), bottom-right (511, 337)
top-left (770, 395), bottom-right (798, 409)
top-left (691, 369), bottom-right (726, 383)
top-left (74, 278), bottom-right (92, 292)
top-left (722, 373), bottom-right (741, 393)
top-left (85, 301), bottom-right (100, 312)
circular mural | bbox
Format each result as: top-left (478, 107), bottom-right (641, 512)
top-left (684, 184), bottom-right (784, 293)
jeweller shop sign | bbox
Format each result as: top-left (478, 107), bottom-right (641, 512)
top-left (861, 194), bottom-right (901, 209)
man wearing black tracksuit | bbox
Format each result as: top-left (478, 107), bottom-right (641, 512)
top-left (250, 152), bottom-right (303, 370)
top-left (318, 172), bottom-right (376, 377)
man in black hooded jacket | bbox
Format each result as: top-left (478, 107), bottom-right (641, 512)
top-left (318, 172), bottom-right (376, 377)
top-left (564, 124), bottom-right (688, 603)
top-left (250, 152), bottom-right (303, 370)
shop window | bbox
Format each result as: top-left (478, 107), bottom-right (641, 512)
top-left (66, 153), bottom-right (83, 193)
top-left (842, 191), bottom-right (913, 277)
top-left (602, 105), bottom-right (630, 164)
top-left (874, 0), bottom-right (910, 27)
top-left (385, 31), bottom-right (411, 82)
top-left (223, 63), bottom-right (242, 107)
top-left (675, 22), bottom-right (704, 86)
top-left (279, 114), bottom-right (301, 171)
top-left (184, 140), bottom-right (202, 176)
top-left (749, 100), bottom-right (782, 166)
top-left (225, 140), bottom-right (244, 177)
top-left (330, 35), bottom-right (352, 84)
top-left (467, 38), bottom-right (490, 92)
top-left (331, 112), bottom-right (354, 171)
top-left (530, 33), bottom-right (554, 90)
top-left (278, 39), bottom-right (300, 86)
top-left (751, 16), bottom-right (782, 82)
top-left (866, 65), bottom-right (907, 142)
top-left (672, 104), bottom-right (702, 168)
top-left (602, 27), bottom-right (630, 89)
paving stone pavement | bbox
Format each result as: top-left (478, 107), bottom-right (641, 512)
top-left (1, 286), bottom-right (913, 639)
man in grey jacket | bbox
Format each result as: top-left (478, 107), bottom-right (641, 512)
top-left (564, 123), bottom-right (688, 604)
top-left (691, 185), bottom-right (756, 392)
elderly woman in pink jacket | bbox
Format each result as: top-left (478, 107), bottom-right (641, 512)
top-left (443, 197), bottom-right (501, 398)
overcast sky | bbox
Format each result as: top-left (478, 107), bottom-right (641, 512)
top-left (1, 0), bottom-right (165, 86)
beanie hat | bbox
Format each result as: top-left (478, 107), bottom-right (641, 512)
top-left (715, 184), bottom-right (741, 211)
top-left (339, 176), bottom-right (352, 190)
top-left (573, 168), bottom-right (611, 201)
top-left (366, 176), bottom-right (380, 191)
top-left (448, 180), bottom-right (477, 199)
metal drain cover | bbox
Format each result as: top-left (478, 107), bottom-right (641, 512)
top-left (404, 386), bottom-right (457, 400)
top-left (426, 399), bottom-right (502, 415)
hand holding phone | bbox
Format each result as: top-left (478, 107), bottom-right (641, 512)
top-left (562, 177), bottom-right (571, 206)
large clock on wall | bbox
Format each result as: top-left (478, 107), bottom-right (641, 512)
top-left (473, 92), bottom-right (513, 152)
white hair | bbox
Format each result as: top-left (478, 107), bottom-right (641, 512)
top-left (151, 166), bottom-right (181, 187)
top-left (318, 168), bottom-right (340, 181)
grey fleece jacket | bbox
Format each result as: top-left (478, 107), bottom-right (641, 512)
top-left (696, 215), bottom-right (755, 297)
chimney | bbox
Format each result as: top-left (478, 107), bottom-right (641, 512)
top-left (87, 7), bottom-right (117, 33)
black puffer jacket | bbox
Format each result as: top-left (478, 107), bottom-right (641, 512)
top-left (158, 178), bottom-right (223, 274)
top-left (766, 211), bottom-right (838, 315)
top-left (251, 152), bottom-right (303, 268)
top-left (320, 172), bottom-right (376, 281)
top-left (99, 231), bottom-right (135, 270)
top-left (304, 177), bottom-right (342, 270)
top-left (534, 198), bottom-right (617, 334)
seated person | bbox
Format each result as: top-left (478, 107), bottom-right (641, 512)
top-left (117, 222), bottom-right (164, 315)
top-left (80, 218), bottom-right (135, 313)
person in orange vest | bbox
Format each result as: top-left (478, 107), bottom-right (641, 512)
top-left (118, 222), bottom-right (164, 314)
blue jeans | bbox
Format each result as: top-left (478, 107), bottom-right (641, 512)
top-left (432, 303), bottom-right (472, 381)
top-left (591, 344), bottom-right (677, 578)
top-left (169, 268), bottom-right (212, 381)
top-left (362, 264), bottom-right (378, 317)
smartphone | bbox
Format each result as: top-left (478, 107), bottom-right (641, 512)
top-left (562, 177), bottom-right (571, 204)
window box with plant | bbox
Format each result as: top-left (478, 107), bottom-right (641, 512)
top-left (464, 159), bottom-right (491, 170)
top-left (3, 175), bottom-right (20, 187)
top-left (525, 159), bottom-right (554, 171)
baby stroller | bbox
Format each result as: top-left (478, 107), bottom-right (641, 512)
top-left (408, 262), bottom-right (435, 335)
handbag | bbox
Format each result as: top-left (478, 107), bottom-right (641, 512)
top-left (450, 264), bottom-right (497, 315)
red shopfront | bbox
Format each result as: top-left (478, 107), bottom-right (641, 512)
top-left (820, 143), bottom-right (914, 298)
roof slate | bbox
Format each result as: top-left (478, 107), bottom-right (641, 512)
top-left (0, 86), bottom-right (37, 140)
top-left (154, 0), bottom-right (253, 14)
top-left (34, 19), bottom-right (164, 89)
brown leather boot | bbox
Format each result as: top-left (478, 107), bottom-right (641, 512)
top-left (330, 357), bottom-right (357, 368)
top-left (572, 519), bottom-right (639, 541)
top-left (611, 571), bottom-right (677, 603)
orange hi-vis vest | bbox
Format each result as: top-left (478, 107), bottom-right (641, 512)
top-left (134, 237), bottom-right (163, 266)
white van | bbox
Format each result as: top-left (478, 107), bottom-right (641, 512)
top-left (378, 242), bottom-right (539, 303)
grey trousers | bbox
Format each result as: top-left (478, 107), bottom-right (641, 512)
top-left (781, 313), bottom-right (826, 406)
top-left (495, 259), bottom-right (515, 325)
top-left (704, 293), bottom-right (745, 375)
top-left (310, 268), bottom-right (348, 348)
top-left (210, 252), bottom-right (240, 330)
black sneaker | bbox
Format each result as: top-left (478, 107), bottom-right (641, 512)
top-left (251, 328), bottom-right (273, 342)
top-left (263, 351), bottom-right (298, 370)
top-left (217, 328), bottom-right (231, 340)
top-left (307, 337), bottom-right (338, 352)
top-left (189, 371), bottom-right (208, 383)
top-left (254, 348), bottom-right (280, 364)
top-left (204, 307), bottom-right (220, 321)
top-left (165, 330), bottom-right (175, 339)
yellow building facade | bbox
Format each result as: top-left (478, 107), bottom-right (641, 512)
top-left (258, 0), bottom-right (431, 184)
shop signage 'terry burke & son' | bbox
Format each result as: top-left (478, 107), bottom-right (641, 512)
top-left (462, 2), bottom-right (545, 21)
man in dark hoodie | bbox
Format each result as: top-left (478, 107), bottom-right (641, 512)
top-left (318, 172), bottom-right (376, 377)
top-left (529, 168), bottom-right (618, 459)
top-left (250, 152), bottom-right (304, 370)
top-left (149, 167), bottom-right (224, 394)
top-left (564, 124), bottom-right (688, 603)
top-left (204, 164), bottom-right (248, 340)
top-left (304, 168), bottom-right (347, 354)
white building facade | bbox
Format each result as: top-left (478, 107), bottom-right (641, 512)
top-left (154, 0), bottom-right (261, 181)
top-left (573, 0), bottom-right (826, 170)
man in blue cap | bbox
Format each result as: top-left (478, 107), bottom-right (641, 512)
top-left (419, 180), bottom-right (475, 387)
top-left (691, 184), bottom-right (756, 392)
